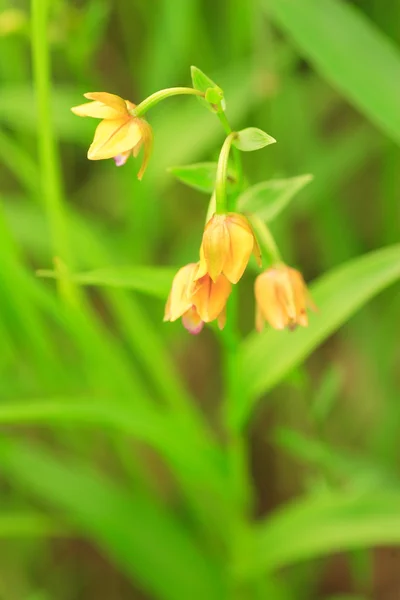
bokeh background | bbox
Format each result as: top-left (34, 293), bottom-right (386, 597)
top-left (1, 0), bottom-right (400, 598)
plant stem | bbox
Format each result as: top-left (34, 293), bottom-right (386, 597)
top-left (132, 87), bottom-right (204, 117)
top-left (215, 132), bottom-right (237, 214)
top-left (217, 111), bottom-right (243, 189)
top-left (250, 214), bottom-right (282, 265)
top-left (31, 0), bottom-right (77, 305)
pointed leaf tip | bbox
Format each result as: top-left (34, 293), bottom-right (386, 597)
top-left (233, 128), bottom-right (277, 152)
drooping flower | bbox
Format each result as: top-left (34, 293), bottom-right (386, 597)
top-left (254, 265), bottom-right (316, 331)
top-left (164, 263), bottom-right (231, 334)
top-left (71, 92), bottom-right (153, 179)
top-left (196, 213), bottom-right (261, 284)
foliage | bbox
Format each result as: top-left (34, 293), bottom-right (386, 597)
top-left (0, 0), bottom-right (399, 598)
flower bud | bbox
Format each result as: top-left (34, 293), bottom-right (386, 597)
top-left (196, 213), bottom-right (261, 284)
top-left (255, 265), bottom-right (316, 331)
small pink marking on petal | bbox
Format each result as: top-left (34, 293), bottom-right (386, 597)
top-left (114, 153), bottom-right (129, 167)
top-left (182, 307), bottom-right (204, 335)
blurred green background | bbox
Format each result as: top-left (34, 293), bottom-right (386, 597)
top-left (1, 0), bottom-right (400, 598)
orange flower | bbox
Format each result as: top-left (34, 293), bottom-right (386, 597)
top-left (71, 92), bottom-right (153, 179)
top-left (255, 265), bottom-right (316, 331)
top-left (164, 263), bottom-right (231, 334)
top-left (196, 213), bottom-right (261, 284)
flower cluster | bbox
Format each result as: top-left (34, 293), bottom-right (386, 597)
top-left (164, 212), bottom-right (315, 334)
top-left (72, 86), bottom-right (315, 335)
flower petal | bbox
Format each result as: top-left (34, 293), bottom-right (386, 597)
top-left (84, 92), bottom-right (128, 115)
top-left (114, 150), bottom-right (132, 167)
top-left (202, 215), bottom-right (230, 282)
top-left (223, 217), bottom-right (254, 283)
top-left (136, 119), bottom-right (153, 181)
top-left (194, 246), bottom-right (208, 281)
top-left (71, 100), bottom-right (122, 119)
top-left (255, 271), bottom-right (287, 330)
top-left (88, 118), bottom-right (142, 161)
top-left (182, 307), bottom-right (204, 335)
top-left (217, 307), bottom-right (227, 330)
top-left (193, 274), bottom-right (231, 322)
top-left (288, 268), bottom-right (311, 326)
top-left (163, 263), bottom-right (198, 322)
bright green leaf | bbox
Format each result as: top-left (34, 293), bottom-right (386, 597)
top-left (237, 174), bottom-right (313, 221)
top-left (190, 65), bottom-right (225, 113)
top-left (0, 438), bottom-right (226, 600)
top-left (233, 128), bottom-right (276, 152)
top-left (0, 512), bottom-right (68, 538)
top-left (236, 490), bottom-right (400, 577)
top-left (234, 244), bottom-right (400, 428)
top-left (169, 162), bottom-right (237, 193)
top-left (205, 87), bottom-right (224, 106)
top-left (37, 265), bottom-right (175, 298)
top-left (265, 0), bottom-right (400, 145)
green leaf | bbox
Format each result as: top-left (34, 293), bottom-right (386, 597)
top-left (169, 162), bottom-right (237, 193)
top-left (0, 438), bottom-right (226, 600)
top-left (0, 512), bottom-right (69, 538)
top-left (237, 175), bottom-right (313, 221)
top-left (233, 128), bottom-right (276, 152)
top-left (274, 428), bottom-right (397, 490)
top-left (0, 398), bottom-right (230, 539)
top-left (205, 87), bottom-right (224, 106)
top-left (234, 244), bottom-right (400, 429)
top-left (265, 0), bottom-right (400, 145)
top-left (37, 265), bottom-right (175, 298)
top-left (190, 65), bottom-right (225, 113)
top-left (236, 490), bottom-right (400, 577)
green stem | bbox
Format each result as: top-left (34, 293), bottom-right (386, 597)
top-left (31, 0), bottom-right (77, 305)
top-left (132, 87), bottom-right (204, 117)
top-left (215, 132), bottom-right (237, 214)
top-left (217, 111), bottom-right (243, 189)
top-left (250, 214), bottom-right (282, 265)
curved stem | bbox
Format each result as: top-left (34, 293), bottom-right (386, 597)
top-left (217, 111), bottom-right (243, 189)
top-left (250, 215), bottom-right (282, 265)
top-left (215, 132), bottom-right (237, 214)
top-left (132, 87), bottom-right (204, 117)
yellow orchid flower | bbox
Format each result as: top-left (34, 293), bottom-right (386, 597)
top-left (196, 213), bottom-right (261, 284)
top-left (255, 265), bottom-right (316, 331)
top-left (164, 263), bottom-right (231, 334)
top-left (71, 92), bottom-right (153, 180)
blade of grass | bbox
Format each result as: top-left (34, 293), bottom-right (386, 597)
top-left (265, 0), bottom-right (400, 145)
top-left (31, 0), bottom-right (77, 304)
top-left (0, 437), bottom-right (227, 600)
top-left (237, 490), bottom-right (400, 577)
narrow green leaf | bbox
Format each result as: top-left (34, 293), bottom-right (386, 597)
top-left (235, 245), bottom-right (400, 428)
top-left (37, 265), bottom-right (175, 298)
top-left (0, 438), bottom-right (226, 600)
top-left (169, 162), bottom-right (237, 193)
top-left (233, 128), bottom-right (276, 152)
top-left (236, 490), bottom-right (400, 577)
top-left (0, 398), bottom-right (230, 529)
top-left (274, 428), bottom-right (396, 490)
top-left (190, 65), bottom-right (224, 113)
top-left (237, 174), bottom-right (313, 221)
top-left (265, 0), bottom-right (400, 145)
top-left (0, 512), bottom-right (68, 538)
